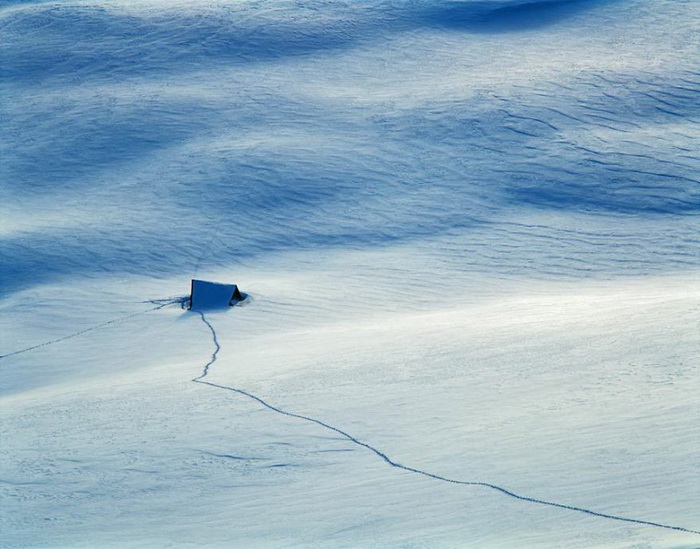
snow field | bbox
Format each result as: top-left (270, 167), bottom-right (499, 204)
top-left (1, 0), bottom-right (699, 546)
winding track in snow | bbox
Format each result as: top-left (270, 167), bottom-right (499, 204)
top-left (3, 303), bottom-right (696, 534)
top-left (0, 302), bottom-right (173, 361)
top-left (192, 311), bottom-right (700, 536)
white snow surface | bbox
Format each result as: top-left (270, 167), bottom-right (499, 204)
top-left (1, 0), bottom-right (699, 547)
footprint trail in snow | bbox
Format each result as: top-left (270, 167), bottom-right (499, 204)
top-left (192, 312), bottom-right (700, 536)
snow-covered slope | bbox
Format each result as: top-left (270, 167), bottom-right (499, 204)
top-left (1, 0), bottom-right (698, 547)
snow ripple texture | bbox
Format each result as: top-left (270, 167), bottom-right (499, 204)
top-left (1, 0), bottom-right (698, 296)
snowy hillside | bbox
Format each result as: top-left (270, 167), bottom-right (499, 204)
top-left (1, 0), bottom-right (698, 547)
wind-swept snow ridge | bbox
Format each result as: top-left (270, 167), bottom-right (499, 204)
top-left (191, 313), bottom-right (700, 536)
